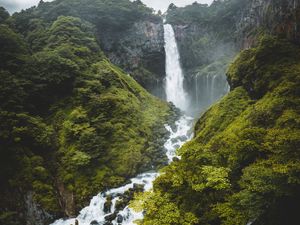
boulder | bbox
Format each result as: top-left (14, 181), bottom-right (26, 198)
top-left (103, 197), bottom-right (112, 214)
top-left (133, 183), bottom-right (145, 192)
top-left (104, 213), bottom-right (117, 221)
top-left (117, 214), bottom-right (123, 223)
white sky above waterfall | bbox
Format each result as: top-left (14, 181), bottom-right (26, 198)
top-left (1, 0), bottom-right (214, 14)
top-left (142, 0), bottom-right (213, 12)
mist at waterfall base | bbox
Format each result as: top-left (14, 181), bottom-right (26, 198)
top-left (189, 66), bottom-right (230, 116)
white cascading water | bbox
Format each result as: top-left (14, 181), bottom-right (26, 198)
top-left (50, 24), bottom-right (193, 225)
top-left (164, 24), bottom-right (189, 112)
top-left (50, 118), bottom-right (193, 225)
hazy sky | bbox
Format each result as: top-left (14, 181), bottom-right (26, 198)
top-left (141, 0), bottom-right (213, 12)
top-left (0, 0), bottom-right (214, 14)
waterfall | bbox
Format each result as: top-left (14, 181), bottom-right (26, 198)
top-left (50, 117), bottom-right (193, 225)
top-left (195, 75), bottom-right (199, 104)
top-left (211, 75), bottom-right (217, 102)
top-left (49, 24), bottom-right (194, 225)
top-left (164, 24), bottom-right (189, 112)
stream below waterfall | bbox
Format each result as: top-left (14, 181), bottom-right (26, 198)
top-left (50, 116), bottom-right (194, 225)
top-left (51, 23), bottom-right (198, 225)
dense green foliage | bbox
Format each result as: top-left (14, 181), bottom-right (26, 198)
top-left (8, 0), bottom-right (163, 91)
top-left (11, 0), bottom-right (156, 32)
top-left (1, 0), bottom-right (299, 224)
top-left (166, 0), bottom-right (246, 27)
top-left (0, 4), bottom-right (173, 224)
top-left (138, 36), bottom-right (300, 225)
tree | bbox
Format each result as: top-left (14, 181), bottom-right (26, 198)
top-left (0, 7), bottom-right (9, 23)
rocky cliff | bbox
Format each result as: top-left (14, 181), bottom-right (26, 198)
top-left (236, 0), bottom-right (300, 48)
top-left (98, 19), bottom-right (166, 98)
top-left (165, 0), bottom-right (299, 114)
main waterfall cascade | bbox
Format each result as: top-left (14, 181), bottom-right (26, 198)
top-left (164, 24), bottom-right (189, 112)
top-left (164, 24), bottom-right (229, 116)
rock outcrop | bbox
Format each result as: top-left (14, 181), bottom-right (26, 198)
top-left (98, 19), bottom-right (166, 98)
top-left (165, 0), bottom-right (300, 114)
top-left (236, 0), bottom-right (300, 48)
top-left (25, 192), bottom-right (53, 225)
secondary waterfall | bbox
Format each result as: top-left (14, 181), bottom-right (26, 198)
top-left (50, 24), bottom-right (193, 225)
top-left (164, 24), bottom-right (189, 112)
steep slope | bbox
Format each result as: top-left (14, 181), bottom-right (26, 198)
top-left (137, 36), bottom-right (300, 225)
top-left (10, 0), bottom-right (166, 96)
top-left (0, 11), bottom-right (175, 225)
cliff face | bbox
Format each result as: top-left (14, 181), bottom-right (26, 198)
top-left (237, 0), bottom-right (300, 48)
top-left (165, 0), bottom-right (300, 114)
top-left (98, 19), bottom-right (166, 98)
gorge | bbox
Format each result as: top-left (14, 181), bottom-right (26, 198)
top-left (50, 22), bottom-right (195, 225)
top-left (0, 1), bottom-right (299, 225)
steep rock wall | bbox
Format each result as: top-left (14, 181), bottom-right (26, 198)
top-left (98, 19), bottom-right (166, 98)
top-left (165, 0), bottom-right (300, 113)
top-left (237, 0), bottom-right (300, 48)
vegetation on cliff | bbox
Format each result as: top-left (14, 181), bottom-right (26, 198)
top-left (166, 0), bottom-right (245, 72)
top-left (0, 6), bottom-right (173, 224)
top-left (1, 0), bottom-right (299, 224)
top-left (10, 0), bottom-right (165, 93)
top-left (135, 36), bottom-right (300, 225)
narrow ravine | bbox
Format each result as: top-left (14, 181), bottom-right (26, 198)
top-left (51, 24), bottom-right (193, 225)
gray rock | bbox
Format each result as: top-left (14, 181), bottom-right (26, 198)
top-left (117, 214), bottom-right (123, 223)
top-left (25, 192), bottom-right (53, 225)
top-left (90, 220), bottom-right (100, 225)
top-left (103, 196), bottom-right (112, 214)
top-left (105, 213), bottom-right (117, 221)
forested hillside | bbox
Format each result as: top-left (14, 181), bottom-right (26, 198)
top-left (8, 0), bottom-right (166, 95)
top-left (136, 35), bottom-right (300, 225)
top-left (0, 3), bottom-right (176, 224)
top-left (134, 1), bottom-right (300, 223)
top-left (0, 0), bottom-right (299, 225)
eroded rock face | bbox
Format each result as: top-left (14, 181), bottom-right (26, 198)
top-left (172, 24), bottom-right (235, 72)
top-left (98, 19), bottom-right (166, 98)
top-left (236, 0), bottom-right (300, 48)
top-left (25, 192), bottom-right (53, 225)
